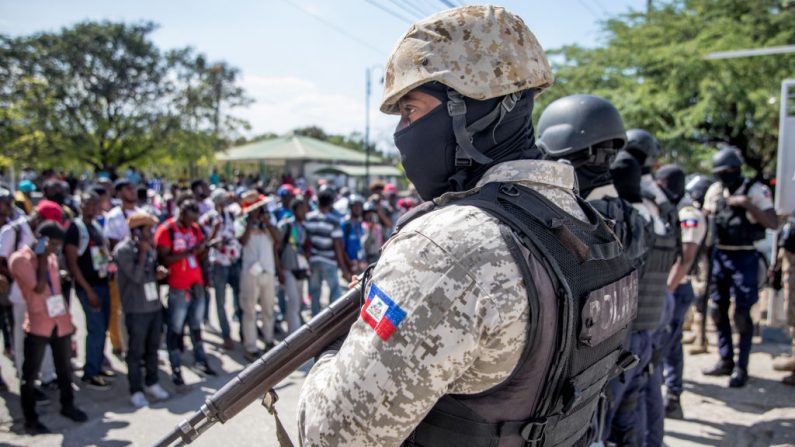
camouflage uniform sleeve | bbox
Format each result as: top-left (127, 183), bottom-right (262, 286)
top-left (297, 209), bottom-right (523, 446)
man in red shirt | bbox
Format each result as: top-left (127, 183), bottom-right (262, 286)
top-left (10, 221), bottom-right (88, 434)
top-left (155, 199), bottom-right (216, 385)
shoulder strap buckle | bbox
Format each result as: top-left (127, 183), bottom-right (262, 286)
top-left (520, 420), bottom-right (547, 446)
top-left (455, 145), bottom-right (474, 167)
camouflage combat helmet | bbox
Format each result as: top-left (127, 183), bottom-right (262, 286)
top-left (380, 5), bottom-right (554, 114)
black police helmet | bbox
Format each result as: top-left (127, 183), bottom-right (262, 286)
top-left (537, 94), bottom-right (627, 161)
top-left (625, 129), bottom-right (660, 169)
top-left (711, 147), bottom-right (743, 174)
top-left (685, 175), bottom-right (713, 204)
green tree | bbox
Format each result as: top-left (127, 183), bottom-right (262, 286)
top-left (0, 21), bottom-right (250, 172)
top-left (535, 0), bottom-right (795, 176)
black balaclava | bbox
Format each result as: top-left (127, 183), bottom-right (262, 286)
top-left (655, 164), bottom-right (686, 205)
top-left (569, 142), bottom-right (620, 198)
top-left (625, 148), bottom-right (653, 175)
top-left (609, 151), bottom-right (642, 203)
top-left (715, 169), bottom-right (743, 192)
top-left (393, 82), bottom-right (537, 201)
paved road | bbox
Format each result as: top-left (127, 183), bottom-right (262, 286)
top-left (1, 296), bottom-right (794, 446)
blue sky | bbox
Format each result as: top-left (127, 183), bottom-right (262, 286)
top-left (1, 0), bottom-right (643, 152)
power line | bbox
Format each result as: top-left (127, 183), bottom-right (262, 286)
top-left (437, 0), bottom-right (457, 8)
top-left (366, 0), bottom-right (415, 23)
top-left (392, 0), bottom-right (428, 17)
top-left (576, 0), bottom-right (600, 19)
top-left (402, 0), bottom-right (436, 16)
top-left (280, 0), bottom-right (386, 55)
top-left (384, 0), bottom-right (423, 19)
top-left (590, 0), bottom-right (608, 16)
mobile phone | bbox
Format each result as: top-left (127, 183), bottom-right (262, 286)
top-left (34, 237), bottom-right (49, 255)
top-left (132, 228), bottom-right (143, 241)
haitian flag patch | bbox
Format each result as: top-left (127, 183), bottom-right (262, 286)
top-left (681, 218), bottom-right (699, 229)
top-left (361, 282), bottom-right (407, 341)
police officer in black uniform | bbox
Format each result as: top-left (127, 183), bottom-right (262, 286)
top-left (537, 94), bottom-right (659, 447)
top-left (625, 129), bottom-right (678, 228)
top-left (702, 147), bottom-right (777, 387)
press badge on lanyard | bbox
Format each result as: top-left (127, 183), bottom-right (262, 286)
top-left (90, 246), bottom-right (110, 278)
top-left (46, 294), bottom-right (66, 318)
top-left (144, 282), bottom-right (159, 302)
top-left (45, 278), bottom-right (66, 318)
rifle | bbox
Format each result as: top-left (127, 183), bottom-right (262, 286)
top-left (692, 212), bottom-right (716, 354)
top-left (154, 287), bottom-right (362, 447)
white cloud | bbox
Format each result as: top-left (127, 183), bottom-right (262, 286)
top-left (236, 74), bottom-right (398, 154)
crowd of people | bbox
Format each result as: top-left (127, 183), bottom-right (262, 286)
top-left (0, 170), bottom-right (416, 434)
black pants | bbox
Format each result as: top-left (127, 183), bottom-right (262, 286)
top-left (125, 310), bottom-right (162, 394)
top-left (21, 329), bottom-right (74, 423)
top-left (0, 304), bottom-right (13, 350)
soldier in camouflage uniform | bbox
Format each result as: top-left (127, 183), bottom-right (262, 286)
top-left (298, 6), bottom-right (638, 447)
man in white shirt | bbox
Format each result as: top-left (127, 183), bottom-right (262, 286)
top-left (237, 193), bottom-right (284, 361)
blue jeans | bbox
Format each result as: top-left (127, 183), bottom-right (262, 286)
top-left (308, 261), bottom-right (341, 316)
top-left (212, 263), bottom-right (240, 339)
top-left (76, 284), bottom-right (111, 378)
top-left (166, 286), bottom-right (207, 370)
top-left (663, 283), bottom-right (696, 395)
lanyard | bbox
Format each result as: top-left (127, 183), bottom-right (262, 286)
top-left (45, 269), bottom-right (56, 296)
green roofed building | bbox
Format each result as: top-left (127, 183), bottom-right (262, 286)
top-left (216, 134), bottom-right (402, 186)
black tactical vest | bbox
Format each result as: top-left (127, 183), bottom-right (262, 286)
top-left (588, 196), bottom-right (651, 271)
top-left (397, 183), bottom-right (638, 447)
top-left (713, 178), bottom-right (766, 247)
top-left (628, 190), bottom-right (681, 332)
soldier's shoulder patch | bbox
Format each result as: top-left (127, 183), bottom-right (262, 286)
top-left (361, 282), bottom-right (407, 341)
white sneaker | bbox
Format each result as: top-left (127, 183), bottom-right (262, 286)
top-left (144, 383), bottom-right (170, 401)
top-left (130, 391), bottom-right (149, 408)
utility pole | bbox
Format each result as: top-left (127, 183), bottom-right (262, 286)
top-left (364, 65), bottom-right (383, 191)
top-left (365, 68), bottom-right (371, 191)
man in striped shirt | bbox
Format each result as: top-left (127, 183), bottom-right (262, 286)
top-left (304, 189), bottom-right (351, 316)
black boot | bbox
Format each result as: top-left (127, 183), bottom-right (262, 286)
top-left (729, 368), bottom-right (748, 388)
top-left (24, 419), bottom-right (50, 435)
top-left (664, 394), bottom-right (684, 419)
top-left (703, 359), bottom-right (734, 376)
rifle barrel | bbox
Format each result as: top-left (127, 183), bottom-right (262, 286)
top-left (154, 287), bottom-right (362, 447)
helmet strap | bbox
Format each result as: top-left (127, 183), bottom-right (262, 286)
top-left (446, 89), bottom-right (520, 167)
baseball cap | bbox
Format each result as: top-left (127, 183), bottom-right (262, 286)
top-left (18, 180), bottom-right (36, 193)
top-left (114, 178), bottom-right (133, 191)
top-left (36, 199), bottom-right (64, 224)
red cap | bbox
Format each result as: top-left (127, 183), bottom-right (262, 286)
top-left (36, 199), bottom-right (63, 224)
top-left (384, 183), bottom-right (398, 194)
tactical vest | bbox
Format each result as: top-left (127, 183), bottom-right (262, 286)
top-left (588, 196), bottom-right (651, 271)
top-left (713, 179), bottom-right (766, 247)
top-left (631, 191), bottom-right (680, 332)
top-left (396, 183), bottom-right (639, 447)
